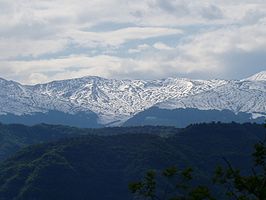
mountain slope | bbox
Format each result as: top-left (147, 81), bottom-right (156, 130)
top-left (124, 107), bottom-right (265, 127)
top-left (244, 70), bottom-right (266, 81)
top-left (30, 77), bottom-right (228, 125)
top-left (158, 80), bottom-right (266, 119)
top-left (0, 72), bottom-right (265, 126)
top-left (0, 123), bottom-right (264, 200)
top-left (0, 123), bottom-right (177, 162)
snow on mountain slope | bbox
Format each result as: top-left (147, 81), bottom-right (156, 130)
top-left (0, 72), bottom-right (265, 125)
top-left (245, 71), bottom-right (266, 81)
top-left (30, 77), bottom-right (227, 124)
top-left (0, 78), bottom-right (89, 116)
top-left (158, 79), bottom-right (266, 119)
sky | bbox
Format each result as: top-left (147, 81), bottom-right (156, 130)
top-left (0, 0), bottom-right (266, 84)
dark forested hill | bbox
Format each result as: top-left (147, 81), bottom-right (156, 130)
top-left (0, 123), bottom-right (265, 200)
top-left (0, 111), bottom-right (103, 128)
top-left (124, 107), bottom-right (265, 127)
top-left (0, 123), bottom-right (178, 161)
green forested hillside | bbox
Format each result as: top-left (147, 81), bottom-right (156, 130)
top-left (0, 123), bottom-right (265, 200)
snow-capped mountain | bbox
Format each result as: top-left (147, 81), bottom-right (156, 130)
top-left (158, 79), bottom-right (266, 119)
top-left (244, 71), bottom-right (266, 81)
top-left (0, 72), bottom-right (265, 126)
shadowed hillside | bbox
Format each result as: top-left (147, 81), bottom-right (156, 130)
top-left (0, 123), bottom-right (265, 200)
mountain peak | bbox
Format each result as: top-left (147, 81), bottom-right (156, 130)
top-left (245, 71), bottom-right (266, 81)
top-left (0, 74), bottom-right (265, 126)
top-left (0, 77), bottom-right (9, 82)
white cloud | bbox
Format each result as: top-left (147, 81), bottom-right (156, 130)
top-left (0, 54), bottom-right (192, 84)
top-left (175, 22), bottom-right (266, 76)
top-left (0, 0), bottom-right (266, 82)
top-left (0, 38), bottom-right (67, 59)
top-left (128, 44), bottom-right (150, 53)
top-left (153, 42), bottom-right (173, 50)
top-left (66, 27), bottom-right (182, 48)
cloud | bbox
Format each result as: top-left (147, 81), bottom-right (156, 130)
top-left (0, 54), bottom-right (169, 84)
top-left (67, 27), bottom-right (182, 48)
top-left (128, 44), bottom-right (150, 54)
top-left (153, 42), bottom-right (173, 50)
top-left (0, 0), bottom-right (266, 83)
top-left (199, 4), bottom-right (224, 19)
top-left (175, 21), bottom-right (266, 78)
top-left (0, 38), bottom-right (67, 60)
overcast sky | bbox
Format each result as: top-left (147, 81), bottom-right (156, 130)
top-left (0, 0), bottom-right (266, 84)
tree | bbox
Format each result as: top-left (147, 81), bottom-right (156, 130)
top-left (129, 124), bottom-right (266, 200)
top-left (129, 167), bottom-right (214, 200)
top-left (213, 124), bottom-right (266, 200)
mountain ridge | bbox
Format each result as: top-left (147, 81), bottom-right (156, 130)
top-left (0, 71), bottom-right (265, 126)
top-left (244, 71), bottom-right (266, 81)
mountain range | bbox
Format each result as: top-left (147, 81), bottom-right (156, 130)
top-left (0, 71), bottom-right (265, 127)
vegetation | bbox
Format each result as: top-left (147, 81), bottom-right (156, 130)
top-left (129, 124), bottom-right (266, 200)
top-left (0, 122), bottom-right (264, 199)
top-left (129, 167), bottom-right (214, 200)
top-left (124, 108), bottom-right (265, 128)
top-left (213, 126), bottom-right (266, 199)
top-left (0, 123), bottom-right (177, 161)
